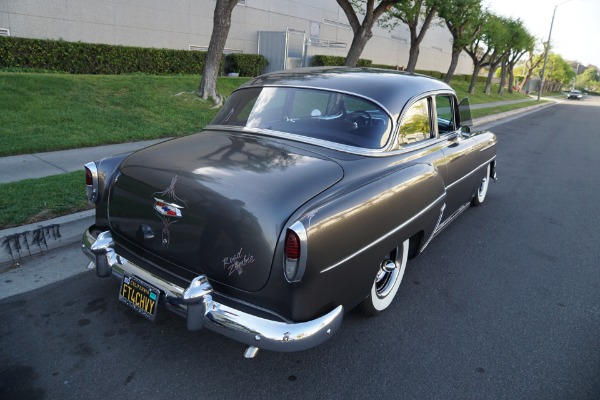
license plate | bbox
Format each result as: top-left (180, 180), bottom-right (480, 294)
top-left (119, 275), bottom-right (160, 321)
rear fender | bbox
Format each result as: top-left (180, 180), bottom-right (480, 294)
top-left (275, 162), bottom-right (447, 318)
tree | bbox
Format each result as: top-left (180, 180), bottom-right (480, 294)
top-left (197, 0), bottom-right (238, 106)
top-left (576, 67), bottom-right (599, 90)
top-left (496, 19), bottom-right (531, 95)
top-left (534, 53), bottom-right (575, 92)
top-left (438, 0), bottom-right (484, 84)
top-left (482, 15), bottom-right (511, 95)
top-left (517, 41), bottom-right (545, 93)
top-left (337, 0), bottom-right (403, 67)
top-left (463, 10), bottom-right (492, 94)
top-left (504, 19), bottom-right (533, 94)
top-left (378, 0), bottom-right (439, 72)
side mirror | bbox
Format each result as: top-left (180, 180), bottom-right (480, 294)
top-left (458, 97), bottom-right (473, 128)
top-left (461, 125), bottom-right (471, 134)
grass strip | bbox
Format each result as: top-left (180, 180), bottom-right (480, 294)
top-left (0, 171), bottom-right (90, 229)
top-left (471, 100), bottom-right (547, 119)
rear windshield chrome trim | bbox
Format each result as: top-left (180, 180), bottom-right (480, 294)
top-left (206, 125), bottom-right (392, 157)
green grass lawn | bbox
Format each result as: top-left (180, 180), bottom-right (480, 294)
top-left (451, 80), bottom-right (530, 104)
top-left (0, 72), bottom-right (247, 156)
top-left (0, 171), bottom-right (90, 229)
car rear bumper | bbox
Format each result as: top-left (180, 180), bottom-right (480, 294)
top-left (81, 227), bottom-right (343, 354)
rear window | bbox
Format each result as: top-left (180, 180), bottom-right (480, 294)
top-left (211, 87), bottom-right (392, 149)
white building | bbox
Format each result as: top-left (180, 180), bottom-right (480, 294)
top-left (0, 0), bottom-right (473, 74)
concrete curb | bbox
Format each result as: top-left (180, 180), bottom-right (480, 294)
top-left (473, 101), bottom-right (556, 127)
top-left (0, 210), bottom-right (94, 270)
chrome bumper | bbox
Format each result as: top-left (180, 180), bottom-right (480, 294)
top-left (81, 228), bottom-right (343, 355)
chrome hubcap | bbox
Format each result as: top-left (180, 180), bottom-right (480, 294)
top-left (374, 249), bottom-right (400, 299)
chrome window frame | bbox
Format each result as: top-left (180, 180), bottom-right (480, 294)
top-left (207, 87), bottom-right (461, 158)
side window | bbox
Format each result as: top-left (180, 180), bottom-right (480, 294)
top-left (398, 98), bottom-right (431, 146)
top-left (435, 95), bottom-right (455, 134)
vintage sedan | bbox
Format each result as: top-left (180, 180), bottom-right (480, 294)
top-left (82, 67), bottom-right (497, 358)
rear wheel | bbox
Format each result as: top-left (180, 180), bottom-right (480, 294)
top-left (471, 163), bottom-right (490, 206)
top-left (359, 239), bottom-right (409, 316)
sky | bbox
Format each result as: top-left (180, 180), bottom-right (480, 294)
top-left (485, 0), bottom-right (600, 68)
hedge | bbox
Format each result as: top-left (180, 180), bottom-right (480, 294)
top-left (0, 36), bottom-right (213, 74)
top-left (224, 53), bottom-right (269, 77)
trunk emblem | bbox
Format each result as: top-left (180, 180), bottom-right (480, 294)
top-left (153, 198), bottom-right (183, 218)
top-left (152, 176), bottom-right (187, 246)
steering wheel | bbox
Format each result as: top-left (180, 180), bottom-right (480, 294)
top-left (350, 111), bottom-right (372, 128)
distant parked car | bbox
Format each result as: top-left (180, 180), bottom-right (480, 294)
top-left (82, 67), bottom-right (497, 358)
top-left (566, 90), bottom-right (583, 100)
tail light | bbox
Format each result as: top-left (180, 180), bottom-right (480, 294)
top-left (85, 162), bottom-right (99, 203)
top-left (283, 222), bottom-right (307, 283)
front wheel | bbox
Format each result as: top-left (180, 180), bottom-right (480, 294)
top-left (359, 239), bottom-right (409, 317)
top-left (471, 163), bottom-right (491, 206)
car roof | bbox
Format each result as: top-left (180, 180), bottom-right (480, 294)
top-left (240, 67), bottom-right (454, 119)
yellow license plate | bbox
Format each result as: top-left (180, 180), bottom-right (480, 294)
top-left (119, 275), bottom-right (159, 321)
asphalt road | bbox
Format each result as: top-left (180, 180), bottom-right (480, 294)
top-left (1, 97), bottom-right (599, 400)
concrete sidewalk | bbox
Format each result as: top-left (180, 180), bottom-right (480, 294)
top-left (0, 139), bottom-right (168, 184)
top-left (0, 98), bottom-right (557, 268)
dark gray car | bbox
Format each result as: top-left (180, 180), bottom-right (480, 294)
top-left (82, 67), bottom-right (497, 358)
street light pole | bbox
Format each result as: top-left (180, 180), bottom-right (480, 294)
top-left (537, 5), bottom-right (557, 101)
top-left (537, 0), bottom-right (577, 101)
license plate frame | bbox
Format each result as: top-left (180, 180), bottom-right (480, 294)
top-left (119, 275), bottom-right (160, 321)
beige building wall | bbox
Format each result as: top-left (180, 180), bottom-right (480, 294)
top-left (0, 0), bottom-right (473, 74)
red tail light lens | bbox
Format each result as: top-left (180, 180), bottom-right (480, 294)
top-left (285, 230), bottom-right (300, 260)
top-left (85, 167), bottom-right (93, 186)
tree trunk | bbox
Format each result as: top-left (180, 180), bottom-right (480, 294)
top-left (507, 68), bottom-right (515, 94)
top-left (405, 6), bottom-right (436, 73)
top-left (345, 26), bottom-right (372, 67)
top-left (405, 26), bottom-right (420, 72)
top-left (406, 43), bottom-right (419, 72)
top-left (468, 63), bottom-right (482, 94)
top-left (484, 63), bottom-right (499, 95)
top-left (444, 46), bottom-right (461, 84)
top-left (197, 0), bottom-right (238, 106)
top-left (518, 73), bottom-right (531, 92)
top-left (336, 0), bottom-right (397, 67)
top-left (498, 60), bottom-right (507, 95)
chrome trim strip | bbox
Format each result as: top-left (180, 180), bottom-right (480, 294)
top-left (85, 161), bottom-right (99, 203)
top-left (284, 221), bottom-right (308, 283)
top-left (446, 156), bottom-right (496, 190)
top-left (209, 87), bottom-right (457, 157)
top-left (419, 203), bottom-right (446, 252)
top-left (479, 143), bottom-right (496, 152)
top-left (82, 229), bottom-right (343, 353)
top-left (426, 201), bottom-right (471, 246)
top-left (320, 193), bottom-right (446, 273)
top-left (207, 125), bottom-right (392, 157)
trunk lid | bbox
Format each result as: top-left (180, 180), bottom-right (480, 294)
top-left (108, 130), bottom-right (343, 292)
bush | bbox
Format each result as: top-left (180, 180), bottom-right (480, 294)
top-left (224, 53), bottom-right (269, 77)
top-left (0, 36), bottom-right (213, 75)
top-left (311, 55), bottom-right (372, 67)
